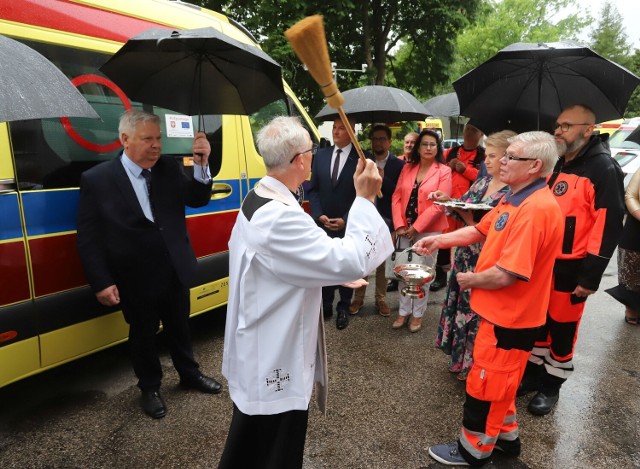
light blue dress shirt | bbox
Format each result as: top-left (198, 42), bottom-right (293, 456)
top-left (121, 152), bottom-right (211, 222)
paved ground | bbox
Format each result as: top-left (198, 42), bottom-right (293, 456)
top-left (0, 256), bottom-right (638, 468)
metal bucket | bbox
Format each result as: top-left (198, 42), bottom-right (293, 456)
top-left (393, 263), bottom-right (435, 298)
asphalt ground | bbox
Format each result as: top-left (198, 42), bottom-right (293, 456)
top-left (0, 255), bottom-right (638, 468)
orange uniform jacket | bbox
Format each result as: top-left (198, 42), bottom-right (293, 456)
top-left (547, 135), bottom-right (625, 291)
top-left (471, 179), bottom-right (563, 328)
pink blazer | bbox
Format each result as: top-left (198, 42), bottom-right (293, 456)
top-left (391, 161), bottom-right (452, 233)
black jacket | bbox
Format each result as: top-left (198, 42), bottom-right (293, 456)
top-left (76, 155), bottom-right (212, 292)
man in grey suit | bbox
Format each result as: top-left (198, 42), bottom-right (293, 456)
top-left (308, 117), bottom-right (358, 330)
top-left (77, 109), bottom-right (222, 419)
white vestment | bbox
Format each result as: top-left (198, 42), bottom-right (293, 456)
top-left (222, 176), bottom-right (393, 415)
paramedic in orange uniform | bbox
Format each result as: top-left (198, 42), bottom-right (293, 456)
top-left (517, 105), bottom-right (625, 416)
top-left (414, 131), bottom-right (563, 467)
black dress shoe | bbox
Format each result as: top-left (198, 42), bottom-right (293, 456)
top-left (527, 391), bottom-right (559, 416)
top-left (141, 390), bottom-right (166, 419)
top-left (180, 374), bottom-right (223, 394)
top-left (386, 279), bottom-right (398, 292)
top-left (336, 310), bottom-right (349, 330)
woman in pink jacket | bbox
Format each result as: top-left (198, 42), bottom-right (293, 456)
top-left (391, 129), bottom-right (452, 332)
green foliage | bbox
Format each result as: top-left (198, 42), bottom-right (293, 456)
top-left (448, 0), bottom-right (589, 80)
top-left (624, 49), bottom-right (640, 117)
top-left (589, 1), bottom-right (632, 68)
top-left (193, 0), bottom-right (481, 116)
top-left (588, 1), bottom-right (637, 116)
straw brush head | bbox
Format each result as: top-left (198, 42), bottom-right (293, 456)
top-left (284, 15), bottom-right (344, 109)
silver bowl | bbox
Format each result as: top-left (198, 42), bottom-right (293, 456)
top-left (393, 263), bottom-right (435, 298)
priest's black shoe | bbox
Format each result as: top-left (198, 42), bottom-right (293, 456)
top-left (429, 266), bottom-right (447, 292)
top-left (141, 390), bottom-right (166, 419)
top-left (336, 309), bottom-right (349, 330)
top-left (527, 391), bottom-right (559, 416)
top-left (180, 374), bottom-right (223, 394)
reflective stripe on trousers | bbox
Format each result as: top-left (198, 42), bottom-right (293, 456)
top-left (529, 288), bottom-right (586, 381)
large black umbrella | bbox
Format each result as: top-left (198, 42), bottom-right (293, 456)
top-left (315, 85), bottom-right (428, 123)
top-left (423, 92), bottom-right (460, 117)
top-left (453, 41), bottom-right (640, 135)
top-left (0, 34), bottom-right (98, 121)
top-left (100, 27), bottom-right (285, 118)
top-left (624, 125), bottom-right (640, 146)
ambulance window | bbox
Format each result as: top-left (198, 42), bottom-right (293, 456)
top-left (248, 98), bottom-right (317, 153)
top-left (9, 39), bottom-right (223, 190)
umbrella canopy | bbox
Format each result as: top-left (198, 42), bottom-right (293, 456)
top-left (0, 34), bottom-right (98, 122)
top-left (315, 85), bottom-right (428, 123)
top-left (624, 126), bottom-right (640, 146)
top-left (424, 92), bottom-right (460, 117)
top-left (100, 27), bottom-right (285, 117)
top-left (453, 41), bottom-right (640, 135)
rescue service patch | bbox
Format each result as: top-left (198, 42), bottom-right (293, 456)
top-left (553, 181), bottom-right (569, 196)
top-left (495, 212), bottom-right (509, 231)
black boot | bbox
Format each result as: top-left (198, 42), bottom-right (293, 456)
top-left (429, 266), bottom-right (447, 291)
top-left (528, 372), bottom-right (564, 415)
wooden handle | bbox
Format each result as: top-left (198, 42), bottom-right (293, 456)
top-left (337, 107), bottom-right (382, 198)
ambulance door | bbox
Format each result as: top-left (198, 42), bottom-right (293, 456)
top-left (0, 124), bottom-right (40, 386)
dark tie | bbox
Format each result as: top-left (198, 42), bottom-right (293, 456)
top-left (141, 169), bottom-right (155, 220)
top-left (332, 149), bottom-right (342, 187)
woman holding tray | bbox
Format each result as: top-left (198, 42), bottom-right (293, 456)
top-left (429, 130), bottom-right (514, 380)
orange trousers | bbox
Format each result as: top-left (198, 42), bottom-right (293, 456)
top-left (458, 320), bottom-right (537, 465)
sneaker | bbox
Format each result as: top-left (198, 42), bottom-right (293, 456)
top-left (494, 437), bottom-right (521, 457)
top-left (376, 300), bottom-right (390, 317)
top-left (428, 442), bottom-right (469, 466)
top-left (349, 299), bottom-right (364, 315)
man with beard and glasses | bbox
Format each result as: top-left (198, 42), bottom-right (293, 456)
top-left (517, 104), bottom-right (625, 416)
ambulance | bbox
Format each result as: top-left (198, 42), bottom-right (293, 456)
top-left (0, 0), bottom-right (319, 387)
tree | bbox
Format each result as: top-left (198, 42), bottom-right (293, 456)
top-left (446, 0), bottom-right (589, 83)
top-left (191, 1), bottom-right (481, 114)
top-left (588, 1), bottom-right (639, 117)
top-left (624, 49), bottom-right (640, 117)
top-left (589, 1), bottom-right (632, 69)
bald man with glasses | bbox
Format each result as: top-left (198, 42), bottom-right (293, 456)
top-left (517, 104), bottom-right (626, 416)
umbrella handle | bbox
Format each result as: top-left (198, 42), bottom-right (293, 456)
top-left (336, 106), bottom-right (382, 199)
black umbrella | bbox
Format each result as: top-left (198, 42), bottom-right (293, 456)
top-left (315, 85), bottom-right (428, 123)
top-left (100, 27), bottom-right (285, 119)
top-left (453, 41), bottom-right (640, 135)
top-left (624, 125), bottom-right (640, 146)
top-left (0, 34), bottom-right (98, 122)
top-left (423, 92), bottom-right (460, 117)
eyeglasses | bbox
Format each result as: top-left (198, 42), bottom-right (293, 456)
top-left (372, 136), bottom-right (389, 142)
top-left (553, 122), bottom-right (592, 132)
top-left (420, 142), bottom-right (438, 148)
top-left (290, 144), bottom-right (318, 163)
top-left (503, 152), bottom-right (537, 162)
